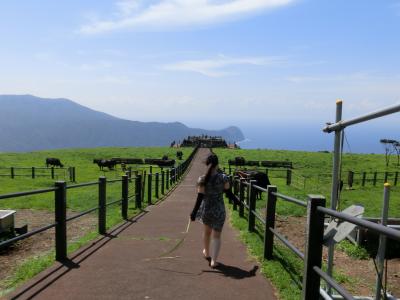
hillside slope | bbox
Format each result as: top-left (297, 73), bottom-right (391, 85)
top-left (0, 95), bottom-right (244, 151)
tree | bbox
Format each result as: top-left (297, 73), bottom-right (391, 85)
top-left (380, 139), bottom-right (396, 167)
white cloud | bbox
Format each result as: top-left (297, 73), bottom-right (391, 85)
top-left (163, 55), bottom-right (285, 77)
top-left (79, 0), bottom-right (295, 34)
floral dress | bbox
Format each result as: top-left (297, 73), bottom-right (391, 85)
top-left (196, 172), bottom-right (229, 231)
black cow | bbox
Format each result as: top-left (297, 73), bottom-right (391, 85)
top-left (162, 155), bottom-right (169, 160)
top-left (236, 170), bottom-right (271, 199)
top-left (93, 159), bottom-right (116, 171)
top-left (176, 151), bottom-right (183, 160)
top-left (156, 159), bottom-right (175, 167)
top-left (235, 157), bottom-right (246, 166)
top-left (46, 158), bottom-right (64, 168)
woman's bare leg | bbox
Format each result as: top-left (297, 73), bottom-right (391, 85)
top-left (203, 224), bottom-right (212, 257)
top-left (210, 229), bottom-right (222, 267)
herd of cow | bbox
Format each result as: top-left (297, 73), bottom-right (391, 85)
top-left (45, 151), bottom-right (185, 171)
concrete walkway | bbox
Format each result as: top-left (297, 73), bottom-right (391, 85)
top-left (8, 148), bottom-right (277, 300)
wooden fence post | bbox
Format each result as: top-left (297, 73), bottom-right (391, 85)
top-left (155, 173), bottom-right (159, 199)
top-left (98, 176), bottom-right (107, 235)
top-left (32, 167), bottom-right (35, 179)
top-left (395, 171), bottom-right (398, 186)
top-left (161, 170), bottom-right (165, 195)
top-left (362, 172), bottom-right (366, 187)
top-left (11, 167), bottom-right (14, 179)
top-left (142, 171), bottom-right (146, 203)
top-left (233, 176), bottom-right (238, 211)
top-left (51, 167), bottom-right (55, 179)
top-left (122, 175), bottom-right (128, 219)
top-left (148, 173), bottom-right (152, 205)
top-left (248, 180), bottom-right (257, 232)
top-left (286, 169), bottom-right (292, 186)
top-left (373, 172), bottom-right (378, 186)
top-left (302, 194), bottom-right (326, 300)
top-left (384, 172), bottom-right (388, 183)
top-left (264, 185), bottom-right (277, 260)
top-left (239, 179), bottom-right (245, 217)
top-left (135, 174), bottom-right (142, 209)
top-left (348, 171), bottom-right (354, 188)
top-left (166, 169), bottom-right (170, 190)
top-left (55, 181), bottom-right (67, 261)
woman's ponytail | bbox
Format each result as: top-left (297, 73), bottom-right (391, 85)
top-left (204, 154), bottom-right (219, 186)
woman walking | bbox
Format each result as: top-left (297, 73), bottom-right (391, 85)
top-left (190, 153), bottom-right (238, 268)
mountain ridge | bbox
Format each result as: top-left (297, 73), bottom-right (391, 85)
top-left (0, 95), bottom-right (244, 152)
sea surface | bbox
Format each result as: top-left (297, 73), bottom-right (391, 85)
top-left (236, 121), bottom-right (399, 154)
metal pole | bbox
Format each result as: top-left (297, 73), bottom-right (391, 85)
top-left (375, 183), bottom-right (390, 300)
top-left (327, 99), bottom-right (343, 294)
top-left (323, 104), bottom-right (400, 132)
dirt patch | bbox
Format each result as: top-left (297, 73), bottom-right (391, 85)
top-left (274, 216), bottom-right (400, 298)
top-left (0, 209), bottom-right (97, 290)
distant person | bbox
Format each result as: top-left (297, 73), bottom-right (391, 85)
top-left (190, 153), bottom-right (239, 268)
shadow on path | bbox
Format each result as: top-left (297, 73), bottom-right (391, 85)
top-left (10, 211), bottom-right (148, 300)
top-left (203, 264), bottom-right (259, 280)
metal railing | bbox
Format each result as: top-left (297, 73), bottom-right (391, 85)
top-left (0, 146), bottom-right (198, 262)
top-left (229, 177), bottom-right (400, 300)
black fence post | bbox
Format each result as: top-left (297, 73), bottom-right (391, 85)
top-left (148, 173), bottom-right (152, 205)
top-left (373, 172), bottom-right (378, 186)
top-left (155, 173), bottom-right (159, 199)
top-left (302, 194), bottom-right (326, 300)
top-left (32, 167), bottom-right (35, 179)
top-left (384, 171), bottom-right (388, 183)
top-left (166, 169), bottom-right (170, 190)
top-left (233, 177), bottom-right (238, 211)
top-left (286, 169), bottom-right (292, 186)
top-left (248, 181), bottom-right (257, 232)
top-left (122, 175), bottom-right (128, 219)
top-left (161, 170), bottom-right (165, 195)
top-left (395, 171), bottom-right (398, 186)
top-left (51, 167), bottom-right (55, 179)
top-left (239, 179), bottom-right (245, 217)
top-left (135, 174), bottom-right (142, 209)
top-left (264, 185), bottom-right (277, 260)
top-left (142, 171), bottom-right (146, 203)
top-left (73, 167), bottom-right (76, 182)
top-left (55, 181), bottom-right (67, 261)
top-left (362, 172), bottom-right (366, 187)
top-left (98, 176), bottom-right (107, 235)
top-left (11, 167), bottom-right (14, 179)
top-left (348, 171), bottom-right (354, 188)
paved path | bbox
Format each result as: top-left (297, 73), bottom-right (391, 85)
top-left (8, 148), bottom-right (277, 300)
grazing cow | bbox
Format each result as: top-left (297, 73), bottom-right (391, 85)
top-left (246, 160), bottom-right (260, 167)
top-left (162, 155), bottom-right (169, 160)
top-left (236, 170), bottom-right (271, 199)
top-left (176, 151), bottom-right (183, 160)
top-left (46, 158), bottom-right (64, 168)
top-left (156, 159), bottom-right (175, 167)
top-left (235, 157), bottom-right (246, 166)
top-left (93, 159), bottom-right (116, 171)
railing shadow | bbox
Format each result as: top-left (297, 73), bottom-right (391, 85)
top-left (10, 211), bottom-right (148, 300)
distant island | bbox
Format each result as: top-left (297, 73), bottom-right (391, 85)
top-left (0, 95), bottom-right (244, 152)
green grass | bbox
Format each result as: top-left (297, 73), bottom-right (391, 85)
top-left (0, 146), bottom-right (193, 295)
top-left (214, 148), bottom-right (399, 218)
top-left (227, 199), bottom-right (357, 299)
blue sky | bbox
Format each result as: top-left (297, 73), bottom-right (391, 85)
top-left (0, 0), bottom-right (399, 149)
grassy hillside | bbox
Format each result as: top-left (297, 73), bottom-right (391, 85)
top-left (0, 147), bottom-right (193, 211)
top-left (214, 148), bottom-right (399, 218)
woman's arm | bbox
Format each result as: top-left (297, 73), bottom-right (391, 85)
top-left (190, 185), bottom-right (205, 221)
top-left (223, 181), bottom-right (240, 205)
